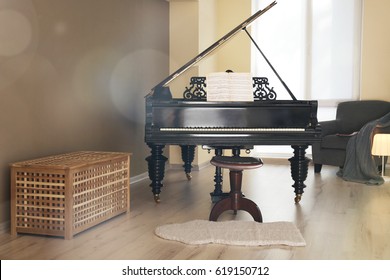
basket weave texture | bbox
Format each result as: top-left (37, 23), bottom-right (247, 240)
top-left (10, 151), bottom-right (130, 239)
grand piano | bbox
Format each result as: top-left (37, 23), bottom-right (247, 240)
top-left (144, 1), bottom-right (321, 203)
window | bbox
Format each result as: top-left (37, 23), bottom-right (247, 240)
top-left (251, 0), bottom-right (362, 157)
top-left (251, 0), bottom-right (362, 109)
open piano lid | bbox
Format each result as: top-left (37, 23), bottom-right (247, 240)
top-left (147, 1), bottom-right (278, 100)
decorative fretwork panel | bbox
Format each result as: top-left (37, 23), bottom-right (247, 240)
top-left (253, 77), bottom-right (277, 101)
top-left (183, 77), bottom-right (207, 100)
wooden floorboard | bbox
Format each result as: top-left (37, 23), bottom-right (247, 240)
top-left (1, 160), bottom-right (390, 260)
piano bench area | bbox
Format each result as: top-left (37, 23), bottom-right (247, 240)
top-left (208, 154), bottom-right (263, 223)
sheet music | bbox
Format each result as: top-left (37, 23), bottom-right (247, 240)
top-left (206, 72), bottom-right (254, 102)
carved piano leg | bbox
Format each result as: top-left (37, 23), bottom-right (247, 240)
top-left (289, 145), bottom-right (310, 203)
top-left (210, 148), bottom-right (225, 203)
top-left (180, 145), bottom-right (195, 180)
top-left (146, 144), bottom-right (167, 203)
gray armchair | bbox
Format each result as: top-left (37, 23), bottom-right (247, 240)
top-left (312, 100), bottom-right (390, 173)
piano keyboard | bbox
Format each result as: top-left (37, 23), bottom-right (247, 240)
top-left (160, 127), bottom-right (306, 132)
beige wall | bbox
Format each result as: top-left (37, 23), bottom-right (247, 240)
top-left (215, 0), bottom-right (251, 72)
top-left (198, 0), bottom-right (218, 74)
top-left (168, 0), bottom-right (251, 167)
top-left (361, 0), bottom-right (390, 101)
top-left (0, 0), bottom-right (169, 225)
top-left (169, 0), bottom-right (199, 98)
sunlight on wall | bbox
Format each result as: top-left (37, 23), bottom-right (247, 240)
top-left (110, 49), bottom-right (168, 122)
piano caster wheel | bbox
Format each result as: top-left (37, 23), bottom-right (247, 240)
top-left (294, 194), bottom-right (302, 203)
top-left (154, 194), bottom-right (161, 203)
top-left (186, 173), bottom-right (192, 180)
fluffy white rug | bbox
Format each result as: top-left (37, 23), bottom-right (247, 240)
top-left (155, 220), bottom-right (306, 247)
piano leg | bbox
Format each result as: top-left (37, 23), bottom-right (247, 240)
top-left (146, 144), bottom-right (167, 203)
top-left (180, 145), bottom-right (195, 180)
top-left (289, 145), bottom-right (310, 203)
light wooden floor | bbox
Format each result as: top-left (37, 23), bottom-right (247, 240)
top-left (1, 159), bottom-right (390, 260)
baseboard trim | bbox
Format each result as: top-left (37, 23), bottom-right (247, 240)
top-left (251, 152), bottom-right (313, 159)
top-left (169, 161), bottom-right (211, 171)
top-left (130, 172), bottom-right (149, 184)
top-left (130, 161), bottom-right (212, 186)
top-left (0, 221), bottom-right (9, 234)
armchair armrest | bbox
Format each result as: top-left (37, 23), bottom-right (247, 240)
top-left (319, 120), bottom-right (340, 137)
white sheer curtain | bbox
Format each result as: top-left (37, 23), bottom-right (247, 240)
top-left (251, 0), bottom-right (362, 157)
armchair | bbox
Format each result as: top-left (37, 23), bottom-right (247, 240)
top-left (312, 100), bottom-right (390, 173)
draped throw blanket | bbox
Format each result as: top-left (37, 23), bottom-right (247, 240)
top-left (337, 112), bottom-right (390, 185)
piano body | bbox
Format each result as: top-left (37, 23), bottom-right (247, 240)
top-left (144, 1), bottom-right (321, 203)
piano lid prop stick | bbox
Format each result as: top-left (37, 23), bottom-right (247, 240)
top-left (243, 27), bottom-right (297, 101)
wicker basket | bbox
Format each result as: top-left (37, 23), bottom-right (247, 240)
top-left (10, 151), bottom-right (130, 239)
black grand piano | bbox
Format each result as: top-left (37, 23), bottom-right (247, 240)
top-left (145, 1), bottom-right (321, 203)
